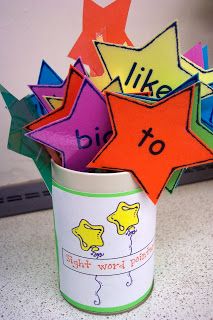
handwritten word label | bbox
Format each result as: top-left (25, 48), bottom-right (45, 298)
top-left (62, 239), bottom-right (154, 276)
top-left (125, 62), bottom-right (172, 97)
top-left (76, 128), bottom-right (112, 150)
top-left (138, 127), bottom-right (165, 155)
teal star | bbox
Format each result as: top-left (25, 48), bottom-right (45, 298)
top-left (0, 85), bottom-right (52, 192)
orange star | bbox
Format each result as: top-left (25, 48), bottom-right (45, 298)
top-left (88, 86), bottom-right (213, 203)
top-left (68, 0), bottom-right (133, 76)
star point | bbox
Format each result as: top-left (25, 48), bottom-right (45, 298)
top-left (26, 75), bottom-right (112, 171)
top-left (68, 0), bottom-right (133, 76)
top-left (88, 86), bottom-right (213, 203)
top-left (94, 22), bottom-right (212, 99)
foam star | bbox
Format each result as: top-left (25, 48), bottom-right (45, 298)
top-left (72, 219), bottom-right (104, 252)
top-left (127, 77), bottom-right (213, 191)
top-left (26, 76), bottom-right (112, 171)
top-left (25, 65), bottom-right (85, 165)
top-left (91, 70), bottom-right (115, 91)
top-left (125, 74), bottom-right (200, 193)
top-left (102, 77), bottom-right (123, 93)
top-left (184, 42), bottom-right (204, 68)
top-left (44, 96), bottom-right (63, 110)
top-left (25, 65), bottom-right (84, 131)
top-left (107, 202), bottom-right (140, 235)
top-left (90, 43), bottom-right (130, 91)
top-left (202, 45), bottom-right (209, 70)
top-left (94, 22), bottom-right (212, 98)
top-left (31, 60), bottom-right (63, 116)
top-left (0, 85), bottom-right (52, 192)
top-left (88, 86), bottom-right (213, 204)
top-left (68, 0), bottom-right (133, 76)
top-left (43, 76), bottom-right (123, 111)
top-left (191, 83), bottom-right (213, 148)
top-left (29, 58), bottom-right (87, 113)
top-left (181, 56), bottom-right (213, 95)
top-left (201, 93), bottom-right (213, 131)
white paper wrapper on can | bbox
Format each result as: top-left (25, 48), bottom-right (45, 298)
top-left (51, 161), bottom-right (156, 314)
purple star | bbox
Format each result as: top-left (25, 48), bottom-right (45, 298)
top-left (26, 77), bottom-right (112, 171)
top-left (29, 58), bottom-right (87, 113)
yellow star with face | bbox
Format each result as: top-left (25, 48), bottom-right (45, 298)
top-left (93, 22), bottom-right (212, 98)
top-left (180, 56), bottom-right (213, 96)
top-left (72, 219), bottom-right (104, 252)
top-left (107, 202), bottom-right (140, 235)
top-left (44, 96), bottom-right (63, 110)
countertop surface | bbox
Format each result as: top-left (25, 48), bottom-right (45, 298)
top-left (0, 181), bottom-right (213, 320)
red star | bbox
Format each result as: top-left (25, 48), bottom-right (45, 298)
top-left (68, 0), bottom-right (133, 76)
top-left (88, 86), bottom-right (213, 203)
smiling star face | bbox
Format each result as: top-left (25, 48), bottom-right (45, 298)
top-left (107, 202), bottom-right (140, 235)
top-left (72, 219), bottom-right (104, 252)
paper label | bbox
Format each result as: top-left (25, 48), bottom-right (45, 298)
top-left (52, 180), bottom-right (156, 311)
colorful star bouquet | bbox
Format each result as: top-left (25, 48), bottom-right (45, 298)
top-left (1, 0), bottom-right (213, 314)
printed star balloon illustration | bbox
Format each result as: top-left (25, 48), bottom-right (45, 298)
top-left (72, 219), bottom-right (104, 252)
top-left (107, 202), bottom-right (140, 235)
top-left (68, 0), bottom-right (132, 76)
top-left (88, 86), bottom-right (213, 203)
top-left (26, 77), bottom-right (112, 171)
top-left (94, 22), bottom-right (212, 98)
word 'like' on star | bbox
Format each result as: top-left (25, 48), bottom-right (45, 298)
top-left (94, 22), bottom-right (212, 98)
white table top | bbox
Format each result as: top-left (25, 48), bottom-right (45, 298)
top-left (0, 181), bottom-right (213, 320)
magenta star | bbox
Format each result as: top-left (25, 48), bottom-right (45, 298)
top-left (26, 77), bottom-right (112, 171)
top-left (29, 58), bottom-right (87, 113)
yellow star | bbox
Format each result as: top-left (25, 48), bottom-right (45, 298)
top-left (93, 22), bottom-right (212, 97)
top-left (44, 96), bottom-right (63, 110)
top-left (180, 56), bottom-right (213, 96)
top-left (107, 202), bottom-right (140, 235)
top-left (102, 77), bottom-right (123, 93)
top-left (90, 70), bottom-right (112, 91)
top-left (72, 219), bottom-right (104, 252)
